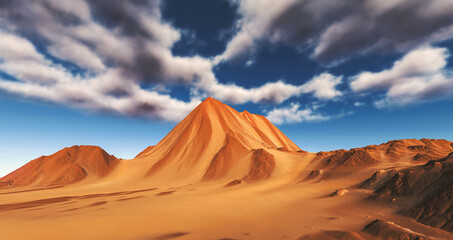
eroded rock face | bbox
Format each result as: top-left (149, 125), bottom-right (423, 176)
top-left (243, 149), bottom-right (276, 182)
top-left (360, 153), bottom-right (453, 232)
top-left (318, 139), bottom-right (453, 168)
top-left (331, 188), bottom-right (349, 197)
top-left (304, 149), bottom-right (381, 181)
top-left (363, 219), bottom-right (432, 240)
top-left (306, 139), bottom-right (453, 182)
top-left (224, 179), bottom-right (242, 188)
top-left (407, 184), bottom-right (453, 232)
top-left (325, 150), bottom-right (380, 168)
top-left (413, 153), bottom-right (437, 162)
top-left (298, 230), bottom-right (364, 240)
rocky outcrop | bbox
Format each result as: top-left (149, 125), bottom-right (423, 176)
top-left (361, 153), bottom-right (453, 232)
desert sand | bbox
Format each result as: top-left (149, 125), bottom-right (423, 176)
top-left (0, 97), bottom-right (452, 240)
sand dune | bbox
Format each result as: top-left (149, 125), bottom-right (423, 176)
top-left (0, 97), bottom-right (452, 240)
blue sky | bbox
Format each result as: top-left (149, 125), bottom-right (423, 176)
top-left (1, 0), bottom-right (453, 177)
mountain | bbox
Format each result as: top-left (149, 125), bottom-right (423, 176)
top-left (134, 97), bottom-right (301, 181)
top-left (1, 97), bottom-right (453, 239)
top-left (305, 139), bottom-right (453, 180)
top-left (134, 146), bottom-right (154, 158)
top-left (0, 145), bottom-right (119, 188)
top-left (3, 98), bottom-right (453, 189)
top-left (4, 98), bottom-right (453, 188)
top-left (0, 97), bottom-right (302, 188)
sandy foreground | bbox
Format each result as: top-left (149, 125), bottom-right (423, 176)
top-left (1, 153), bottom-right (452, 240)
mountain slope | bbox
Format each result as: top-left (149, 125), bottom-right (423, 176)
top-left (360, 153), bottom-right (453, 232)
top-left (135, 97), bottom-right (301, 181)
top-left (0, 145), bottom-right (119, 188)
top-left (305, 139), bottom-right (453, 180)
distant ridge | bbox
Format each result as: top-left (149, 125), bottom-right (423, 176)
top-left (305, 138), bottom-right (453, 180)
top-left (0, 145), bottom-right (119, 188)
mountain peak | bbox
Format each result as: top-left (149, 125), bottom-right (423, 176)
top-left (203, 96), bottom-right (217, 102)
top-left (62, 145), bottom-right (105, 153)
top-left (198, 97), bottom-right (223, 109)
top-left (241, 110), bottom-right (251, 115)
top-left (141, 97), bottom-right (301, 180)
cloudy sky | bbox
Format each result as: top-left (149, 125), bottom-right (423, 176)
top-left (1, 0), bottom-right (453, 176)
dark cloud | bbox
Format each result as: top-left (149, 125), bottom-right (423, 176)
top-left (0, 0), bottom-right (204, 122)
top-left (269, 1), bottom-right (357, 45)
top-left (128, 102), bottom-right (158, 117)
top-left (0, 0), bottom-right (173, 83)
top-left (224, 0), bottom-right (453, 64)
top-left (88, 0), bottom-right (159, 38)
top-left (314, 0), bottom-right (453, 63)
top-left (0, 0), bottom-right (343, 122)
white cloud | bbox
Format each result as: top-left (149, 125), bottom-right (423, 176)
top-left (0, 60), bottom-right (72, 85)
top-left (198, 73), bottom-right (343, 104)
top-left (0, 29), bottom-right (201, 122)
top-left (300, 73), bottom-right (343, 99)
top-left (46, 35), bottom-right (106, 71)
top-left (69, 23), bottom-right (136, 65)
top-left (350, 46), bottom-right (453, 107)
top-left (266, 103), bottom-right (330, 124)
top-left (0, 31), bottom-right (43, 61)
top-left (0, 0), bottom-right (343, 123)
top-left (0, 66), bottom-right (202, 122)
top-left (350, 47), bottom-right (449, 91)
top-left (44, 0), bottom-right (91, 21)
top-left (245, 59), bottom-right (255, 67)
top-left (215, 0), bottom-right (296, 64)
top-left (353, 102), bottom-right (365, 107)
